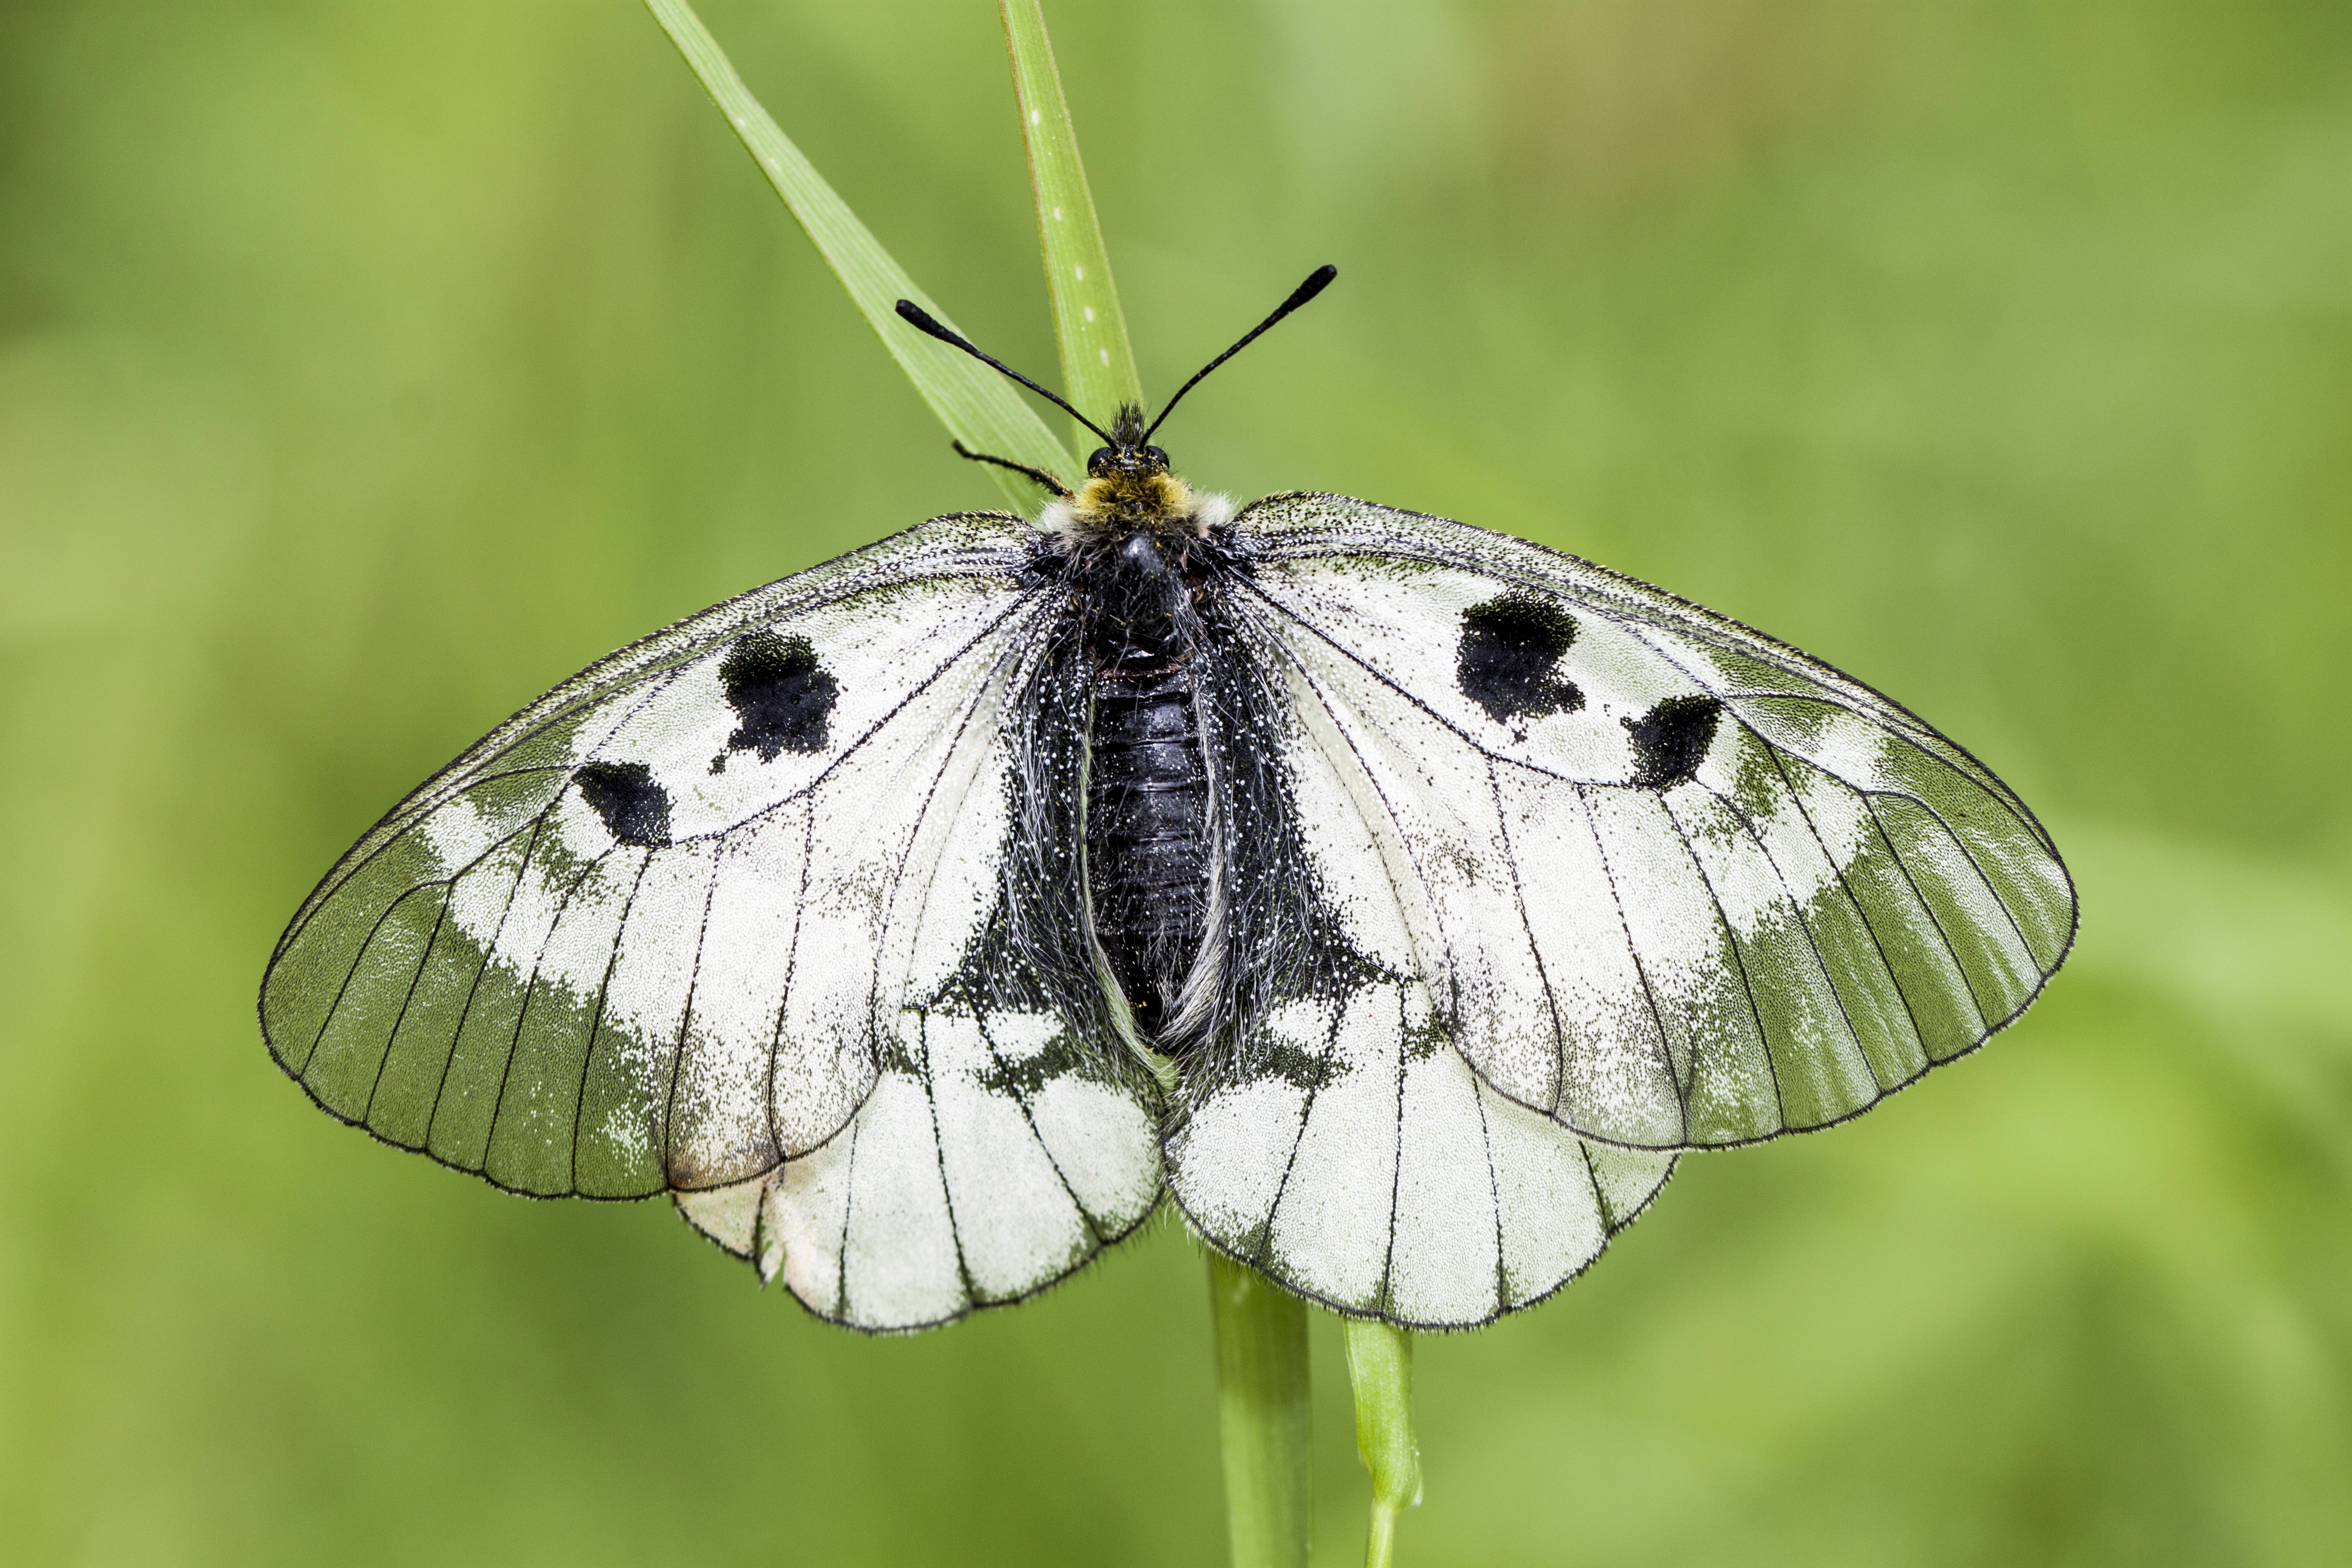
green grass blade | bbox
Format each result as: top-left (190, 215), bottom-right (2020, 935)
top-left (643, 0), bottom-right (1076, 505)
top-left (1345, 1319), bottom-right (1423, 1568)
top-left (998, 0), bottom-right (1142, 444)
top-left (1208, 1253), bottom-right (1313, 1568)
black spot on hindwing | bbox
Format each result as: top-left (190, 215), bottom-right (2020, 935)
top-left (575, 761), bottom-right (671, 846)
top-left (713, 631), bottom-right (838, 767)
top-left (1457, 592), bottom-right (1584, 727)
top-left (1625, 695), bottom-right (1722, 787)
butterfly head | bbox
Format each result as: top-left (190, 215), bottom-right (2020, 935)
top-left (1055, 402), bottom-right (1204, 539)
top-left (1085, 403), bottom-right (1170, 481)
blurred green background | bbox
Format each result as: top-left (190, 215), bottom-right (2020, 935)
top-left (4, 0), bottom-right (2349, 1563)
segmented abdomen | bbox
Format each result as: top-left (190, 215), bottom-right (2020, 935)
top-left (1087, 668), bottom-right (1209, 1044)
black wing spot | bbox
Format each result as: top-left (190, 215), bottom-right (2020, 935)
top-left (716, 631), bottom-right (839, 764)
top-left (973, 1030), bottom-right (1083, 1099)
top-left (1625, 695), bottom-right (1722, 787)
top-left (1458, 592), bottom-right (1584, 726)
top-left (575, 761), bottom-right (672, 846)
top-left (1252, 1034), bottom-right (1341, 1092)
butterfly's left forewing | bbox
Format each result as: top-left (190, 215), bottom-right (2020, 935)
top-left (266, 510), bottom-right (1165, 1330)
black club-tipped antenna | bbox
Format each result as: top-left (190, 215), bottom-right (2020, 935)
top-left (1141, 264), bottom-right (1336, 443)
top-left (894, 299), bottom-right (1113, 445)
top-left (895, 263), bottom-right (1338, 456)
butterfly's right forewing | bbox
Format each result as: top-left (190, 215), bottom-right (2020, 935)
top-left (1230, 493), bottom-right (2075, 1154)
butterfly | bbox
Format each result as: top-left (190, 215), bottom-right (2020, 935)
top-left (261, 267), bottom-right (2075, 1332)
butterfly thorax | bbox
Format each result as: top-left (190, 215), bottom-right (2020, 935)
top-left (1038, 403), bottom-right (1235, 547)
top-left (1046, 421), bottom-right (1233, 1054)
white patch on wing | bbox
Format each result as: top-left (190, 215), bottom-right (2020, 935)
top-left (1382, 1015), bottom-right (1504, 1326)
top-left (923, 1013), bottom-right (1090, 1300)
top-left (598, 839), bottom-right (716, 1066)
top-left (1171, 1077), bottom-right (1308, 1239)
top-left (1028, 1075), bottom-right (1160, 1225)
top-left (666, 815), bottom-right (804, 1186)
top-left (1494, 772), bottom-right (1684, 1146)
top-left (1264, 987), bottom-right (1405, 1310)
top-left (837, 1071), bottom-right (967, 1328)
top-left (420, 793), bottom-right (502, 878)
top-left (675, 1178), bottom-right (765, 1260)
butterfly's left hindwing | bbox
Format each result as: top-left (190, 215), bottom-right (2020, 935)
top-left (673, 866), bottom-right (1165, 1334)
top-left (1224, 493), bottom-right (2075, 1154)
top-left (673, 634), bottom-right (1166, 1332)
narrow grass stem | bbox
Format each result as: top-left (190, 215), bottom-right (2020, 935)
top-left (993, 11), bottom-right (1318, 1562)
top-left (1344, 1320), bottom-right (1422, 1568)
top-left (998, 0), bottom-right (1143, 441)
top-left (1208, 1253), bottom-right (1313, 1568)
top-left (641, 0), bottom-right (1074, 504)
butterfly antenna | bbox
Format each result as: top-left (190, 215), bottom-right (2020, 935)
top-left (1141, 264), bottom-right (1336, 443)
top-left (951, 440), bottom-right (1071, 497)
top-left (894, 300), bottom-right (1114, 445)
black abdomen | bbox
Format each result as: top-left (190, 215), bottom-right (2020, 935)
top-left (1088, 668), bottom-right (1209, 1044)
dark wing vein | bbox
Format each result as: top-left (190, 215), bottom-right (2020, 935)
top-left (1653, 792), bottom-right (1790, 1133)
top-left (1688, 746), bottom-right (1878, 1112)
top-left (657, 841), bottom-right (727, 1189)
top-left (1760, 744), bottom-right (1937, 1073)
top-left (1574, 782), bottom-right (1686, 1111)
top-left (479, 840), bottom-right (630, 1187)
top-left (1485, 755), bottom-right (1569, 1116)
top-left (565, 848), bottom-right (658, 1192)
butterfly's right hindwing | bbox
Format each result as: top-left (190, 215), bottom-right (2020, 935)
top-left (262, 514), bottom-right (1064, 1201)
top-left (1163, 612), bottom-right (1677, 1330)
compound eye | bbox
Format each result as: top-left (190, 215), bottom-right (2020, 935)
top-left (1143, 446), bottom-right (1170, 468)
top-left (1086, 446), bottom-right (1115, 474)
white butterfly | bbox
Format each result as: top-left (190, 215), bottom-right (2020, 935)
top-left (262, 271), bottom-right (2074, 1332)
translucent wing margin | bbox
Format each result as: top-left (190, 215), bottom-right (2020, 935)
top-left (262, 512), bottom-right (1094, 1202)
top-left (1229, 492), bottom-right (2076, 1151)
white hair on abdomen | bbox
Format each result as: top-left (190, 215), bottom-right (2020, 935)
top-left (1038, 488), bottom-right (1234, 540)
